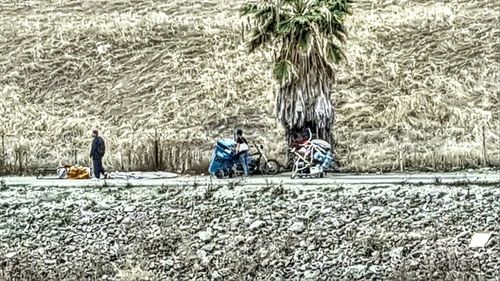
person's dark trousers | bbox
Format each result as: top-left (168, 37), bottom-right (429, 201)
top-left (93, 158), bottom-right (105, 179)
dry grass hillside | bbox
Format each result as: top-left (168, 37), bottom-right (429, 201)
top-left (0, 0), bottom-right (498, 174)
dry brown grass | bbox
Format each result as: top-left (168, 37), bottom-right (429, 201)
top-left (0, 0), bottom-right (498, 173)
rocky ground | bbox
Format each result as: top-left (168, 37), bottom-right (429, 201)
top-left (0, 182), bottom-right (499, 281)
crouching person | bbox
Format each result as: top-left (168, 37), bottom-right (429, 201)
top-left (90, 129), bottom-right (107, 179)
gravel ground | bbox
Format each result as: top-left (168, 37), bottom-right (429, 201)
top-left (0, 183), bottom-right (499, 281)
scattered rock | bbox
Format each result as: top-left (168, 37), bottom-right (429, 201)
top-left (0, 184), bottom-right (498, 280)
top-left (290, 221), bottom-right (305, 233)
top-left (347, 264), bottom-right (367, 278)
top-left (198, 231), bottom-right (213, 242)
top-left (66, 246), bottom-right (77, 253)
top-left (202, 244), bottom-right (214, 253)
top-left (79, 217), bottom-right (90, 225)
top-left (304, 270), bottom-right (318, 280)
top-left (320, 208), bottom-right (332, 214)
top-left (124, 206), bottom-right (135, 212)
top-left (249, 220), bottom-right (266, 231)
top-left (160, 259), bottom-right (175, 267)
top-left (389, 247), bottom-right (404, 258)
top-left (211, 271), bottom-right (221, 279)
top-left (369, 206), bottom-right (385, 214)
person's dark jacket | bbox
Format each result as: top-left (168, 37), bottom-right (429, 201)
top-left (90, 136), bottom-right (106, 160)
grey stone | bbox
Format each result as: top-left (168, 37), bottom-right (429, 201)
top-left (346, 265), bottom-right (367, 278)
top-left (124, 206), bottom-right (135, 212)
top-left (290, 221), bottom-right (305, 233)
top-left (249, 220), bottom-right (266, 231)
top-left (304, 270), bottom-right (318, 280)
top-left (161, 259), bottom-right (175, 267)
top-left (369, 206), bottom-right (385, 214)
top-left (202, 244), bottom-right (214, 253)
top-left (198, 231), bottom-right (213, 242)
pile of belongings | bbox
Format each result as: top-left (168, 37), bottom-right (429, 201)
top-left (294, 139), bottom-right (335, 169)
top-left (57, 165), bottom-right (91, 179)
top-left (310, 139), bottom-right (335, 168)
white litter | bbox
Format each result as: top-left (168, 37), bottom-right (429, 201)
top-left (469, 232), bottom-right (492, 248)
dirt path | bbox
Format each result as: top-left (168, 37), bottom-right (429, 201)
top-left (2, 170), bottom-right (499, 188)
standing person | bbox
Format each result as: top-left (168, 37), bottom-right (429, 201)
top-left (234, 129), bottom-right (249, 177)
top-left (90, 130), bottom-right (107, 179)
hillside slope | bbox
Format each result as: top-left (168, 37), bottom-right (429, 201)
top-left (0, 0), bottom-right (498, 173)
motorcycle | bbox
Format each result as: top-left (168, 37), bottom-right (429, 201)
top-left (233, 143), bottom-right (280, 176)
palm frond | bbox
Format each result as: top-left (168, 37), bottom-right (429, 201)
top-left (240, 3), bottom-right (260, 16)
top-left (273, 60), bottom-right (296, 85)
top-left (248, 29), bottom-right (273, 52)
top-left (277, 19), bottom-right (295, 34)
top-left (297, 29), bottom-right (313, 51)
top-left (325, 41), bottom-right (347, 64)
top-left (331, 27), bottom-right (347, 43)
top-left (241, 2), bottom-right (278, 26)
top-left (291, 15), bottom-right (313, 25)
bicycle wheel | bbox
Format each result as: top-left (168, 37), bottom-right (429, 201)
top-left (261, 159), bottom-right (280, 175)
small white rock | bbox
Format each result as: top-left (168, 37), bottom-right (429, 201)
top-left (5, 252), bottom-right (16, 259)
top-left (369, 206), bottom-right (385, 214)
top-left (45, 259), bottom-right (57, 265)
top-left (197, 249), bottom-right (207, 258)
top-left (304, 270), bottom-right (318, 279)
top-left (198, 231), bottom-right (213, 242)
top-left (160, 259), bottom-right (174, 267)
top-left (212, 271), bottom-right (221, 279)
top-left (320, 208), bottom-right (332, 214)
top-left (202, 244), bottom-right (215, 253)
top-left (389, 247), bottom-right (404, 258)
top-left (290, 221), bottom-right (305, 233)
top-left (249, 220), bottom-right (266, 231)
top-left (368, 265), bottom-right (380, 273)
top-left (201, 256), bottom-right (210, 266)
top-left (124, 206), bottom-right (135, 212)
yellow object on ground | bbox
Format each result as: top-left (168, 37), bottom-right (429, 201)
top-left (66, 165), bottom-right (91, 179)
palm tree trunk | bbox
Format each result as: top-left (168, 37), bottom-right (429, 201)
top-left (277, 76), bottom-right (334, 144)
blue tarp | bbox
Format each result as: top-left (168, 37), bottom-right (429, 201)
top-left (208, 139), bottom-right (237, 175)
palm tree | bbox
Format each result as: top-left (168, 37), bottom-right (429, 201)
top-left (241, 0), bottom-right (352, 144)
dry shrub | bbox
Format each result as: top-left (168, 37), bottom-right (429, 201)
top-left (0, 0), bottom-right (498, 173)
top-left (187, 155), bottom-right (211, 175)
